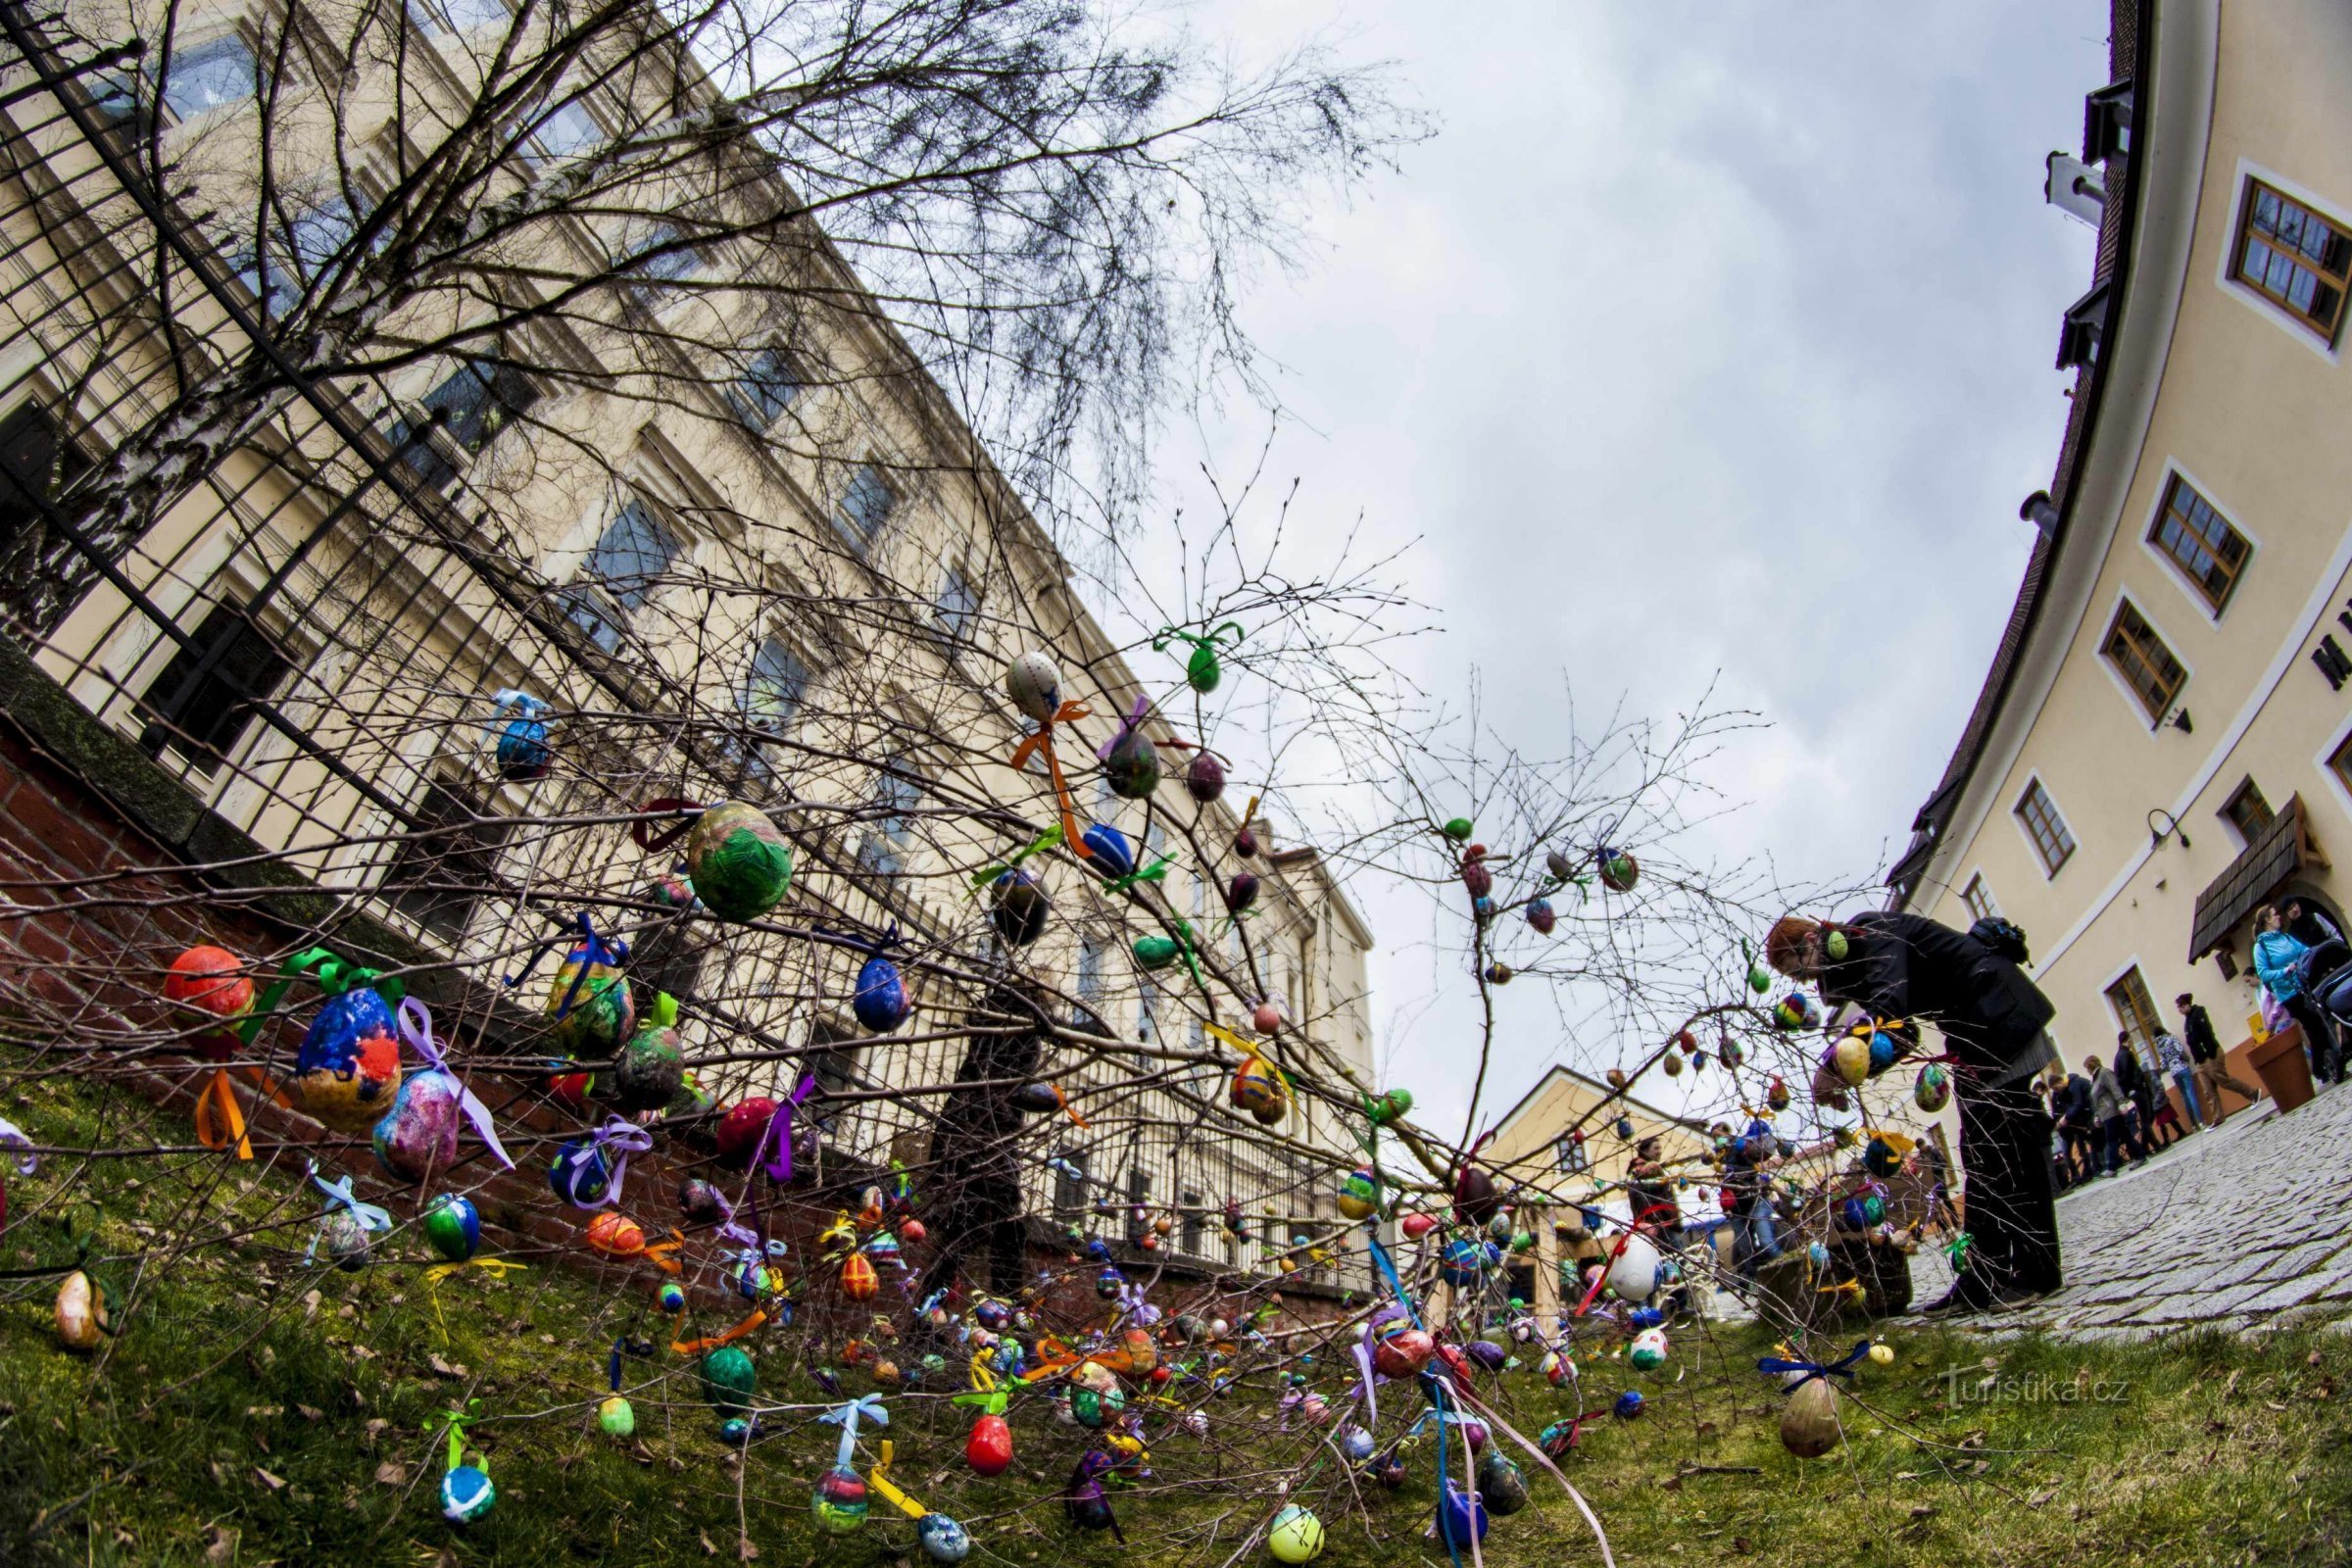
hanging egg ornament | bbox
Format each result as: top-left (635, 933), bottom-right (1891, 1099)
top-left (1606, 1233), bottom-right (1660, 1301)
top-left (1371, 1323), bottom-right (1435, 1377)
top-left (1266, 1504), bottom-right (1326, 1564)
top-left (320, 1208), bottom-right (373, 1272)
top-left (700, 1346), bottom-right (757, 1414)
top-left (1251, 1000), bottom-right (1283, 1035)
top-left (1615, 1115), bottom-right (1637, 1140)
top-left (1544, 849), bottom-right (1575, 882)
top-left (1080, 821), bottom-right (1135, 878)
top-left (1184, 750), bottom-right (1227, 803)
top-left (440, 1464), bottom-right (497, 1524)
top-left (1915, 1061), bottom-right (1952, 1113)
top-left (548, 1136), bottom-right (614, 1205)
top-left (1767, 1075), bottom-right (1790, 1111)
top-left (1133, 933), bottom-right (1182, 971)
top-left (1629, 1327), bottom-right (1670, 1371)
top-left (1475, 1450), bottom-right (1529, 1516)
top-left (1459, 853), bottom-right (1493, 901)
top-left (163, 945), bottom-right (253, 1059)
top-left (1337, 1168), bottom-right (1380, 1221)
top-left (1774, 991), bottom-right (1821, 1032)
top-left (373, 1065), bottom-right (466, 1184)
top-left (713, 1096), bottom-right (780, 1169)
top-left (1442, 817), bottom-right (1475, 844)
top-left (54, 1269), bottom-right (114, 1349)
top-left (612, 1014), bottom-right (686, 1112)
top-left (1339, 1424), bottom-right (1377, 1465)
top-left (854, 949), bottom-right (910, 1034)
top-left (495, 707), bottom-right (553, 782)
top-left (1720, 1035), bottom-right (1744, 1068)
top-left (598, 1395), bottom-right (636, 1438)
top-left (294, 985), bottom-right (404, 1132)
top-left (1864, 1137), bottom-right (1904, 1180)
top-left (586, 1210), bottom-right (647, 1256)
top-left (843, 1252), bottom-right (880, 1300)
top-left (1399, 1211), bottom-right (1437, 1241)
top-left (1453, 1161), bottom-right (1500, 1225)
top-left (1102, 727), bottom-right (1162, 800)
top-left (1868, 1027), bottom-right (1901, 1074)
top-left (966, 1413), bottom-right (1013, 1475)
top-left (989, 869), bottom-right (1051, 947)
top-left (1612, 1390), bottom-right (1645, 1420)
top-left (1437, 1484), bottom-right (1490, 1548)
top-left (683, 802), bottom-right (794, 923)
top-left (1440, 1238), bottom-right (1488, 1288)
top-left (1231, 1056), bottom-right (1287, 1124)
top-left (1225, 870), bottom-right (1260, 913)
top-left (1830, 1032), bottom-right (1871, 1087)
top-left (1597, 847), bottom-right (1640, 892)
top-left (1005, 651), bottom-right (1064, 724)
top-left (422, 1194), bottom-right (482, 1263)
top-left (1482, 961), bottom-right (1512, 985)
top-left (1527, 897), bottom-right (1556, 935)
top-left (1662, 1051), bottom-right (1684, 1078)
top-left (1780, 1377), bottom-right (1842, 1457)
top-left (811, 1466), bottom-right (871, 1535)
top-left (678, 1178), bottom-right (727, 1227)
top-left (915, 1514), bottom-right (970, 1565)
top-left (658, 1280), bottom-right (687, 1313)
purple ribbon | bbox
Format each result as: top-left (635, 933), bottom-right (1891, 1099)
top-left (1352, 1338), bottom-right (1379, 1426)
top-left (581, 1115), bottom-right (653, 1209)
top-left (1114, 1280), bottom-right (1161, 1328)
top-left (758, 1070), bottom-right (820, 1184)
top-left (397, 999), bottom-right (515, 1169)
top-left (1095, 695), bottom-right (1152, 763)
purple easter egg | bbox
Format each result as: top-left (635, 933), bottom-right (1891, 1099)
top-left (373, 1070), bottom-right (462, 1182)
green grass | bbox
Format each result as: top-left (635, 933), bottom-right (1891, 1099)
top-left (4, 1069), bottom-right (2351, 1567)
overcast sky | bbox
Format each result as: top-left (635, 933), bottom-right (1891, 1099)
top-left (1149, 1), bottom-right (2111, 1134)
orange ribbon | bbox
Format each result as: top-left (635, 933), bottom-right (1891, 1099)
top-left (672, 1308), bottom-right (768, 1356)
top-left (1008, 701), bottom-right (1094, 859)
top-left (192, 1065), bottom-right (291, 1160)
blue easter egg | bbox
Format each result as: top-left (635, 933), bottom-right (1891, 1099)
top-left (1613, 1390), bottom-right (1644, 1420)
top-left (1441, 1238), bottom-right (1488, 1288)
top-left (854, 953), bottom-right (909, 1033)
top-left (1080, 822), bottom-right (1135, 878)
top-left (1868, 1030), bottom-right (1898, 1073)
top-left (916, 1513), bottom-right (970, 1565)
top-left (1438, 1483), bottom-right (1489, 1546)
top-left (421, 1194), bottom-right (481, 1262)
top-left (496, 717), bottom-right (552, 781)
top-left (441, 1464), bottom-right (496, 1523)
top-left (1807, 1241), bottom-right (1831, 1269)
top-left (549, 1139), bottom-right (611, 1206)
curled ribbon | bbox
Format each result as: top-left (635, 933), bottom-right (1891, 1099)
top-left (558, 1117), bottom-right (654, 1210)
top-left (758, 1070), bottom-right (820, 1186)
top-left (305, 1161), bottom-right (391, 1261)
top-left (1008, 701), bottom-right (1094, 860)
top-left (430, 1399), bottom-right (483, 1476)
top-left (819, 1395), bottom-right (890, 1469)
top-left (629, 795), bottom-right (709, 854)
top-left (967, 822), bottom-right (1063, 896)
top-left (1112, 1280), bottom-right (1161, 1328)
top-left (670, 1308), bottom-right (768, 1356)
top-left (397, 999), bottom-right (515, 1169)
top-left (1755, 1341), bottom-right (1873, 1388)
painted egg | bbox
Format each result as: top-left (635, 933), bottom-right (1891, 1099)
top-left (1864, 1137), bottom-right (1904, 1180)
top-left (598, 1394), bottom-right (636, 1438)
top-left (1539, 1418), bottom-right (1579, 1457)
top-left (1774, 991), bottom-right (1822, 1032)
top-left (1629, 1327), bottom-right (1669, 1371)
top-left (1096, 1266), bottom-right (1125, 1300)
top-left (719, 1416), bottom-right (759, 1446)
top-left (989, 869), bottom-right (1050, 947)
top-left (678, 1178), bottom-right (727, 1226)
top-left (685, 802), bottom-right (794, 923)
top-left (1226, 871), bottom-right (1260, 912)
top-left (1662, 1052), bottom-right (1684, 1077)
top-left (1440, 1238), bottom-right (1489, 1288)
top-left (54, 1269), bottom-right (112, 1349)
top-left (164, 945), bottom-right (252, 1060)
top-left (1465, 1339), bottom-right (1509, 1370)
top-left (547, 947), bottom-right (634, 1056)
top-left (612, 1019), bottom-right (685, 1112)
top-left (916, 1513), bottom-right (970, 1565)
top-left (657, 1280), bottom-right (687, 1313)
top-left (1475, 1450), bottom-right (1528, 1516)
top-left (1234, 824), bottom-right (1259, 858)
top-left (1527, 898), bottom-right (1556, 935)
top-left (1868, 1029), bottom-right (1900, 1073)
top-left (548, 1138), bottom-right (612, 1205)
top-left (1460, 858), bottom-right (1493, 900)
top-left (373, 1069), bottom-right (463, 1183)
top-left (440, 1464), bottom-right (496, 1523)
top-left (1915, 1061), bottom-right (1952, 1113)
top-left (1337, 1168), bottom-right (1380, 1220)
top-left (1438, 1484), bottom-right (1489, 1547)
top-left (320, 1209), bottom-right (373, 1272)
top-left (495, 713), bottom-right (552, 781)
top-left (1542, 1350), bottom-right (1571, 1388)
top-left (1612, 1390), bottom-right (1644, 1420)
top-left (1442, 818), bottom-right (1475, 843)
top-left (1339, 1424), bottom-right (1376, 1464)
top-left (854, 952), bottom-right (910, 1034)
top-left (587, 1210), bottom-right (646, 1255)
top-left (1767, 1075), bottom-right (1791, 1110)
top-left (1080, 821), bottom-right (1136, 878)
top-left (422, 1194), bottom-right (481, 1263)
top-left (1482, 961), bottom-right (1512, 985)
top-left (1607, 1234), bottom-right (1660, 1301)
top-left (1004, 651), bottom-right (1063, 723)
top-left (1267, 1504), bottom-right (1326, 1563)
top-left (966, 1413), bottom-right (1013, 1474)
top-left (1071, 1385), bottom-right (1124, 1428)
top-left (1183, 751), bottom-right (1226, 803)
top-left (1597, 848), bottom-right (1640, 892)
top-left (1830, 1033), bottom-right (1871, 1087)
top-left (1400, 1211), bottom-right (1437, 1240)
top-left (1251, 1001), bottom-right (1283, 1035)
top-left (1544, 849), bottom-right (1575, 881)
top-left (713, 1097), bottom-right (780, 1169)
top-left (842, 1252), bottom-right (879, 1300)
top-left (295, 988), bottom-right (403, 1132)
top-left (1182, 1410), bottom-right (1209, 1438)
top-left (810, 1465), bottom-right (869, 1535)
top-left (1721, 1036), bottom-right (1745, 1067)
top-left (1780, 1376), bottom-right (1841, 1458)
top-left (1453, 1162), bottom-right (1499, 1225)
top-left (1231, 1057), bottom-right (1286, 1120)
top-left (1102, 727), bottom-right (1162, 799)
top-left (700, 1346), bottom-right (756, 1413)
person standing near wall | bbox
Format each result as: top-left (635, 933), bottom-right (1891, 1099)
top-left (2253, 904), bottom-right (2343, 1085)
top-left (2178, 993), bottom-right (2257, 1126)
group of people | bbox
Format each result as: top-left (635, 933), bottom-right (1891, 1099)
top-left (2040, 990), bottom-right (2251, 1185)
top-left (2250, 898), bottom-right (2352, 1087)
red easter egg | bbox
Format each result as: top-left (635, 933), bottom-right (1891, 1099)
top-left (165, 946), bottom-right (253, 1060)
top-left (966, 1413), bottom-right (1013, 1475)
top-left (1371, 1327), bottom-right (1435, 1379)
top-left (842, 1252), bottom-right (879, 1300)
top-left (1251, 1003), bottom-right (1282, 1035)
top-left (549, 1069), bottom-right (593, 1115)
top-left (714, 1097), bottom-right (781, 1168)
top-left (1400, 1212), bottom-right (1437, 1239)
top-left (900, 1218), bottom-right (927, 1245)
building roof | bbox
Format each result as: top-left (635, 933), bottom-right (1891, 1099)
top-left (1485, 1060), bottom-right (1714, 1152)
top-left (1886, 0), bottom-right (2155, 910)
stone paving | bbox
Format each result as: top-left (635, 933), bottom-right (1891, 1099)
top-left (1923, 1075), bottom-right (2352, 1340)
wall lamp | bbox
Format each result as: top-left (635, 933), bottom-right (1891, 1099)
top-left (2148, 808), bottom-right (2189, 851)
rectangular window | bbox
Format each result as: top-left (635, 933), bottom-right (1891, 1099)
top-left (392, 357), bottom-right (540, 490)
top-left (836, 464), bottom-right (897, 547)
top-left (1053, 1149), bottom-right (1089, 1213)
top-left (0, 403), bottom-right (95, 557)
top-left (1556, 1135), bottom-right (1590, 1175)
top-left (2148, 475), bottom-right (2250, 612)
top-left (729, 346), bottom-right (800, 427)
top-left (2105, 966), bottom-right (2164, 1062)
top-left (381, 773), bottom-right (514, 941)
top-left (1181, 1190), bottom-right (1204, 1255)
top-left (858, 763), bottom-right (921, 876)
top-left (618, 223), bottom-right (699, 300)
top-left (2233, 178), bottom-right (2351, 343)
top-left (161, 34), bottom-right (255, 120)
top-left (2221, 776), bottom-right (2275, 846)
top-left (135, 600), bottom-right (293, 775)
top-left (526, 96), bottom-right (602, 161)
top-left (933, 561), bottom-right (979, 645)
top-left (1961, 873), bottom-right (2000, 925)
top-left (2101, 600), bottom-right (2185, 722)
top-left (2015, 778), bottom-right (2077, 876)
top-left (564, 500), bottom-right (678, 653)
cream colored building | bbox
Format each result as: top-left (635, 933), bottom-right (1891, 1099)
top-left (0, 0), bottom-right (1374, 1285)
top-left (1888, 0), bottom-right (2352, 1089)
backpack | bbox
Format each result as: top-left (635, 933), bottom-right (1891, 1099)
top-left (1969, 916), bottom-right (2032, 966)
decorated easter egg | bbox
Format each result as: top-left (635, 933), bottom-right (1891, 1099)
top-left (1629, 1327), bottom-right (1669, 1371)
top-left (1721, 1036), bottom-right (1745, 1067)
top-left (1442, 817), bottom-right (1475, 843)
top-left (1373, 1446), bottom-right (1409, 1488)
top-left (1767, 1074), bottom-right (1791, 1111)
top-left (916, 1514), bottom-right (970, 1565)
top-left (1251, 1001), bottom-right (1283, 1036)
top-left (1440, 1238), bottom-right (1489, 1288)
top-left (719, 1416), bottom-right (759, 1446)
top-left (1475, 1450), bottom-right (1528, 1516)
top-left (843, 1252), bottom-right (879, 1300)
top-left (713, 1096), bottom-right (780, 1169)
top-left (1371, 1324), bottom-right (1434, 1378)
top-left (811, 1465), bottom-right (870, 1535)
top-left (1829, 1033), bottom-right (1870, 1087)
top-left (320, 1209), bottom-right (373, 1272)
top-left (1234, 823), bottom-right (1259, 858)
top-left (1780, 1376), bottom-right (1841, 1457)
top-left (547, 947), bottom-right (634, 1057)
top-left (854, 951), bottom-right (910, 1034)
top-left (422, 1194), bottom-right (481, 1263)
top-left (1544, 848), bottom-right (1575, 881)
top-left (700, 1346), bottom-right (756, 1413)
top-left (1184, 750), bottom-right (1227, 803)
top-left (1867, 1028), bottom-right (1900, 1073)
top-left (1336, 1168), bottom-right (1380, 1221)
top-left (1132, 934), bottom-right (1181, 970)
top-left (989, 869), bottom-right (1051, 947)
top-left (1095, 1266), bottom-right (1125, 1300)
top-left (1102, 727), bottom-right (1161, 799)
top-left (548, 1138), bottom-right (613, 1205)
top-left (1864, 1137), bottom-right (1904, 1180)
top-left (495, 711), bottom-right (552, 781)
top-left (373, 1068), bottom-right (463, 1183)
top-left (586, 1209), bottom-right (646, 1255)
top-left (440, 1464), bottom-right (496, 1523)
top-left (1437, 1484), bottom-right (1489, 1547)
top-left (1453, 1162), bottom-right (1499, 1226)
top-left (1542, 1350), bottom-right (1571, 1388)
top-left (1004, 651), bottom-right (1063, 723)
top-left (1081, 821), bottom-right (1135, 878)
top-left (1662, 1052), bottom-right (1684, 1078)
top-left (1070, 1384), bottom-right (1124, 1429)
top-left (1526, 897), bottom-right (1556, 935)
top-left (685, 802), bottom-right (793, 923)
top-left (966, 1412), bottom-right (1013, 1474)
top-left (1465, 1339), bottom-right (1509, 1370)
top-left (678, 1178), bottom-right (726, 1226)
top-left (1482, 961), bottom-right (1512, 985)
top-left (1399, 1211), bottom-right (1437, 1240)
top-left (164, 945), bottom-right (252, 1060)
top-left (1774, 991), bottom-right (1821, 1032)
top-left (1339, 1424), bottom-right (1376, 1464)
top-left (1607, 1234), bottom-right (1660, 1301)
top-left (54, 1269), bottom-right (113, 1349)
top-left (610, 1017), bottom-right (685, 1112)
top-left (295, 987), bottom-right (403, 1132)
top-left (1539, 1418), bottom-right (1579, 1457)
top-left (1612, 1390), bottom-right (1644, 1420)
top-left (598, 1394), bottom-right (636, 1438)
top-left (1226, 870), bottom-right (1261, 913)
top-left (1915, 1061), bottom-right (1952, 1113)
top-left (658, 1279), bottom-right (688, 1313)
top-left (1597, 847), bottom-right (1640, 892)
top-left (1267, 1504), bottom-right (1325, 1563)
top-left (1231, 1056), bottom-right (1286, 1122)
top-left (1460, 857), bottom-right (1494, 900)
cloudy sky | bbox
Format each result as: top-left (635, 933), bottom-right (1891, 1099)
top-left (1150, 1), bottom-right (2111, 1133)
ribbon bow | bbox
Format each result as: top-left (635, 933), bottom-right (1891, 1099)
top-left (1942, 1230), bottom-right (1974, 1273)
top-left (1152, 621), bottom-right (1245, 685)
top-left (559, 1117), bottom-right (654, 1210)
top-left (1094, 694), bottom-right (1152, 765)
top-left (1008, 702), bottom-right (1094, 860)
top-left (491, 689), bottom-right (547, 722)
top-left (305, 1162), bottom-right (391, 1261)
top-left (1755, 1341), bottom-right (1873, 1388)
top-left (1113, 1281), bottom-right (1161, 1328)
top-left (431, 1399), bottom-right (484, 1475)
top-left (397, 1000), bottom-right (515, 1169)
top-left (956, 1357), bottom-right (1008, 1401)
top-left (1103, 854), bottom-right (1173, 897)
top-left (758, 1070), bottom-right (820, 1186)
top-left (968, 823), bottom-right (1064, 895)
top-left (628, 796), bottom-right (708, 855)
top-left (819, 1396), bottom-right (890, 1469)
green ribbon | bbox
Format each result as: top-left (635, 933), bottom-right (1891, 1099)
top-left (432, 1399), bottom-right (484, 1475)
top-left (1104, 855), bottom-right (1172, 896)
top-left (233, 947), bottom-right (402, 1050)
top-left (1943, 1231), bottom-right (1974, 1273)
top-left (966, 823), bottom-right (1065, 898)
top-left (951, 1388), bottom-right (1009, 1415)
top-left (651, 991), bottom-right (679, 1029)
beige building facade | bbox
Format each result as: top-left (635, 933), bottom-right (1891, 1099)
top-left (1889, 0), bottom-right (2352, 1087)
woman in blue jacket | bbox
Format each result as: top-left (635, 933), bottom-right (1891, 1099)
top-left (2252, 904), bottom-right (2342, 1084)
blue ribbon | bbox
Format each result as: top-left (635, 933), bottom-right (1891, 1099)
top-left (1366, 1235), bottom-right (1423, 1329)
top-left (1755, 1341), bottom-right (1872, 1388)
top-left (305, 1161), bottom-right (391, 1261)
top-left (819, 1395), bottom-right (890, 1468)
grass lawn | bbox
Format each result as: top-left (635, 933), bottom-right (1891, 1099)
top-left (4, 1070), bottom-right (2350, 1567)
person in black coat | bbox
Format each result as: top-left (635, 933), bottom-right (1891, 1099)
top-left (1767, 909), bottom-right (2062, 1312)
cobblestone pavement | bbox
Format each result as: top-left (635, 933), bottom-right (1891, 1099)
top-left (1925, 1076), bottom-right (2352, 1340)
